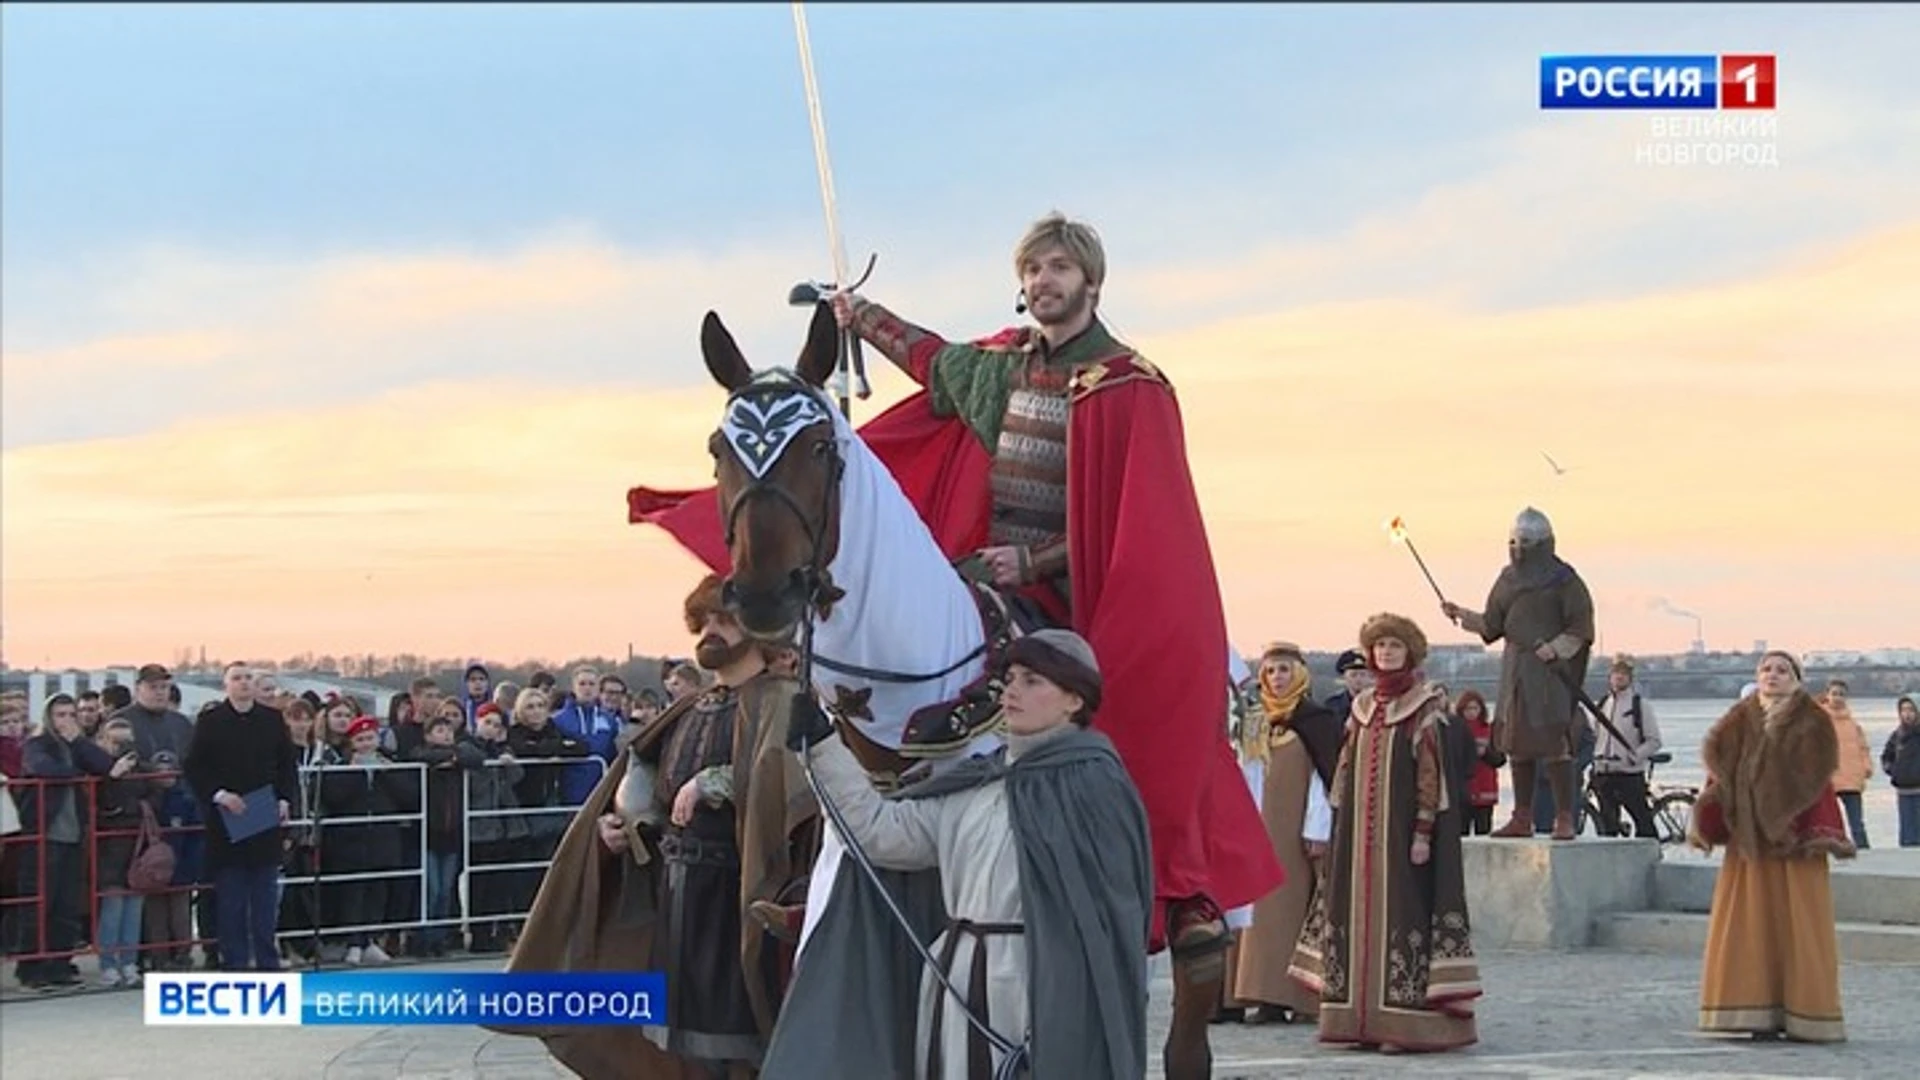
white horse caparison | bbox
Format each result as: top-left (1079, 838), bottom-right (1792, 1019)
top-left (722, 374), bottom-right (1264, 958)
top-left (719, 372), bottom-right (1004, 954)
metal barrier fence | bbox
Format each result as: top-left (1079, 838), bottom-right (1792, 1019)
top-left (0, 754), bottom-right (607, 988)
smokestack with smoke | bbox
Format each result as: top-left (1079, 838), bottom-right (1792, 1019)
top-left (1646, 597), bottom-right (1699, 620)
top-left (1647, 596), bottom-right (1706, 652)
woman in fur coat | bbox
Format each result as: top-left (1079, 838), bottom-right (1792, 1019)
top-left (1690, 650), bottom-right (1852, 1043)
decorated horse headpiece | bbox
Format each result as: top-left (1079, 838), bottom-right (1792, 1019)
top-left (719, 369), bottom-right (838, 479)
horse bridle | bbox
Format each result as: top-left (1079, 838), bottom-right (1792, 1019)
top-left (716, 374), bottom-right (844, 621)
top-left (716, 374), bottom-right (986, 684)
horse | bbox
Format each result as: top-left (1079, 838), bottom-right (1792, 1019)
top-left (697, 301), bottom-right (1007, 952)
top-left (693, 302), bottom-right (1256, 1079)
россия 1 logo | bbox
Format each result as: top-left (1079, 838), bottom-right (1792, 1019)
top-left (1540, 55), bottom-right (1776, 110)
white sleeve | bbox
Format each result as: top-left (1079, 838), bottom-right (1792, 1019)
top-left (1303, 770), bottom-right (1333, 843)
top-left (807, 735), bottom-right (942, 871)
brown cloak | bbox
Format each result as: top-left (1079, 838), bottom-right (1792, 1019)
top-left (485, 673), bottom-right (820, 1079)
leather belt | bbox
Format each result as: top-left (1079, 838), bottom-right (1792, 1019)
top-left (658, 832), bottom-right (740, 868)
top-left (926, 918), bottom-right (1024, 1080)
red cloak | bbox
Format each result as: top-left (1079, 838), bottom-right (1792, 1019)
top-left (629, 350), bottom-right (1281, 951)
top-left (1062, 357), bottom-right (1283, 946)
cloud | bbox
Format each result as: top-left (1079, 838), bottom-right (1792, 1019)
top-left (1161, 220), bottom-right (1920, 538)
top-left (1110, 77), bottom-right (1920, 328)
top-left (5, 220), bottom-right (1917, 666)
top-left (0, 227), bottom-right (884, 448)
top-left (12, 54), bottom-right (1920, 454)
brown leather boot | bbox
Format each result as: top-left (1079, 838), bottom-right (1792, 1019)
top-left (1491, 809), bottom-right (1535, 837)
top-left (1165, 950), bottom-right (1219, 1080)
top-left (1164, 898), bottom-right (1226, 1080)
top-left (1552, 811), bottom-right (1576, 841)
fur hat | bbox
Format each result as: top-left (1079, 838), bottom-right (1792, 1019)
top-left (683, 573), bottom-right (728, 634)
top-left (1358, 612), bottom-right (1428, 668)
top-left (1002, 629), bottom-right (1103, 715)
top-left (1261, 641), bottom-right (1307, 665)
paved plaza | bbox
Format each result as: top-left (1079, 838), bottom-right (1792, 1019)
top-left (2, 949), bottom-right (1912, 1079)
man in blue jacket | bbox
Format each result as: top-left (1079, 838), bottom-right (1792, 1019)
top-left (548, 667), bottom-right (619, 805)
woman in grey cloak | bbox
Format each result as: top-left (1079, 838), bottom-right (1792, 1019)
top-left (762, 628), bottom-right (1155, 1079)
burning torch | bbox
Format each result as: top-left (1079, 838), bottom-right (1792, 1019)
top-left (1386, 516), bottom-right (1450, 607)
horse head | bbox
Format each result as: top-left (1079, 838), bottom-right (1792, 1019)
top-left (702, 301), bottom-right (844, 640)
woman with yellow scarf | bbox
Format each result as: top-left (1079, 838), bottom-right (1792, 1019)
top-left (1224, 641), bottom-right (1343, 1024)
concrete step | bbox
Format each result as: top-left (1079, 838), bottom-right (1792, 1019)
top-left (1596, 911), bottom-right (1920, 963)
top-left (1652, 848), bottom-right (1920, 926)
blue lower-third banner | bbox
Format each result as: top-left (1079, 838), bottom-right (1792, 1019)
top-left (144, 970), bottom-right (667, 1026)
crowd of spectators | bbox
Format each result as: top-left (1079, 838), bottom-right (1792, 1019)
top-left (0, 658), bottom-right (704, 991)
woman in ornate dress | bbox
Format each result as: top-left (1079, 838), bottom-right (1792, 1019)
top-left (1288, 613), bottom-right (1479, 1053)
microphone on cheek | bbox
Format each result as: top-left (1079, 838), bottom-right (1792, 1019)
top-left (1014, 289), bottom-right (1028, 315)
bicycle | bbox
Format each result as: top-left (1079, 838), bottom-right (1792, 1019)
top-left (1646, 753), bottom-right (1699, 845)
top-left (1579, 751), bottom-right (1696, 844)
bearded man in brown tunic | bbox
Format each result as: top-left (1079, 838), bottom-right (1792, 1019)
top-left (491, 575), bottom-right (819, 1080)
top-left (1442, 507), bottom-right (1596, 841)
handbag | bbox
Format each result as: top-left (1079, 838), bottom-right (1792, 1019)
top-left (127, 801), bottom-right (178, 893)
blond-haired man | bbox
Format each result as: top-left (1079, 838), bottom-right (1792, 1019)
top-left (831, 213), bottom-right (1280, 1078)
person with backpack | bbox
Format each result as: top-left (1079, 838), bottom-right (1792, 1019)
top-left (1590, 657), bottom-right (1663, 838)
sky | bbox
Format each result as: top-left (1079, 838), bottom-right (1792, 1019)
top-left (4, 3), bottom-right (1918, 669)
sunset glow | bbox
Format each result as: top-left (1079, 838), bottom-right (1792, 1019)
top-left (5, 6), bottom-right (1916, 667)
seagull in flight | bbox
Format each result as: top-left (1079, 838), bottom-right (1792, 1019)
top-left (1540, 450), bottom-right (1576, 476)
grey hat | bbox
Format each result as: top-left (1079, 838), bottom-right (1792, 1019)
top-left (1002, 629), bottom-right (1102, 712)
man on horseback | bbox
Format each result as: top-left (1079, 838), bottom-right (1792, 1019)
top-left (828, 213), bottom-right (1283, 1077)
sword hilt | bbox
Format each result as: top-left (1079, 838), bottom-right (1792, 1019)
top-left (789, 253), bottom-right (878, 402)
